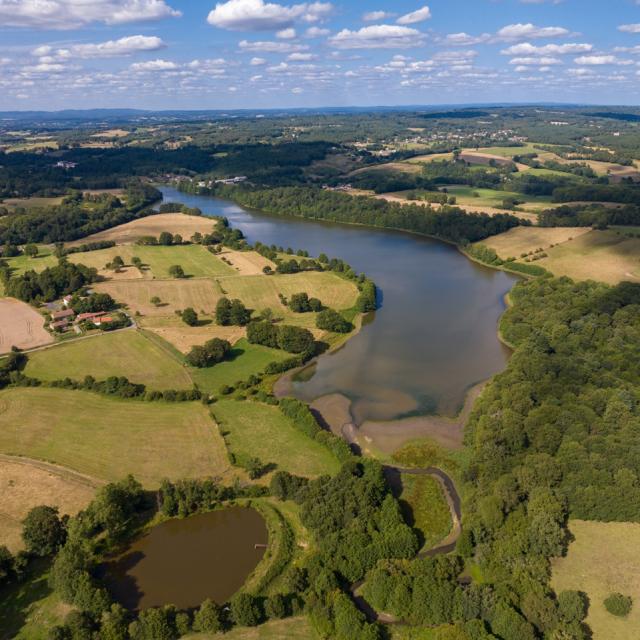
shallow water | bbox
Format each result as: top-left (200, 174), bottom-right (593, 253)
top-left (160, 186), bottom-right (518, 422)
top-left (102, 507), bottom-right (268, 610)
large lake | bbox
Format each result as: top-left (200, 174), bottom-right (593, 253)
top-left (161, 186), bottom-right (518, 423)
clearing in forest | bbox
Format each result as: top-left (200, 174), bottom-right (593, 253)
top-left (552, 520), bottom-right (640, 640)
top-left (0, 387), bottom-right (230, 487)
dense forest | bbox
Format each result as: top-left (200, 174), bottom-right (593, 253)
top-left (183, 183), bottom-right (523, 244)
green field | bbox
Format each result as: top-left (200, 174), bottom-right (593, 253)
top-left (475, 144), bottom-right (541, 157)
top-left (0, 387), bottom-right (230, 486)
top-left (24, 330), bottom-right (194, 389)
top-left (189, 339), bottom-right (291, 393)
top-left (443, 185), bottom-right (551, 210)
top-left (70, 244), bottom-right (237, 278)
top-left (399, 474), bottom-right (452, 550)
top-left (4, 250), bottom-right (58, 277)
top-left (212, 399), bottom-right (340, 478)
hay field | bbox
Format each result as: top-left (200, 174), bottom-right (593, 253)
top-left (24, 330), bottom-right (193, 389)
top-left (95, 278), bottom-right (222, 317)
top-left (0, 387), bottom-right (231, 487)
top-left (66, 213), bottom-right (216, 246)
top-left (478, 226), bottom-right (591, 259)
top-left (0, 299), bottom-right (52, 354)
top-left (552, 520), bottom-right (640, 640)
top-left (213, 400), bottom-right (340, 478)
top-left (218, 249), bottom-right (276, 276)
top-left (539, 230), bottom-right (640, 284)
top-left (0, 457), bottom-right (96, 552)
top-left (70, 244), bottom-right (236, 279)
top-left (142, 318), bottom-right (246, 354)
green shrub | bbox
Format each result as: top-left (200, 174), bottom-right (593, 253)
top-left (604, 593), bottom-right (633, 617)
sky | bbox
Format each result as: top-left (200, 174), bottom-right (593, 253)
top-left (2, 0), bottom-right (640, 111)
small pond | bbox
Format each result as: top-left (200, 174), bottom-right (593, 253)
top-left (102, 507), bottom-right (268, 610)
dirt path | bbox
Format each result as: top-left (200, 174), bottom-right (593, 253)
top-left (0, 453), bottom-right (104, 489)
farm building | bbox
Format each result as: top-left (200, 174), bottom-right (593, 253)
top-left (50, 309), bottom-right (75, 322)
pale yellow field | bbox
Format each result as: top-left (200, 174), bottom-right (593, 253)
top-left (0, 387), bottom-right (231, 487)
top-left (67, 213), bottom-right (216, 246)
top-left (94, 278), bottom-right (223, 317)
top-left (142, 318), bottom-right (246, 354)
top-left (539, 230), bottom-right (640, 284)
top-left (218, 248), bottom-right (276, 276)
top-left (0, 457), bottom-right (97, 552)
top-left (552, 520), bottom-right (640, 640)
top-left (405, 152), bottom-right (454, 164)
top-left (0, 298), bottom-right (52, 354)
top-left (478, 226), bottom-right (591, 259)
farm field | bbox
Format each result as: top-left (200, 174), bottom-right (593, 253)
top-left (539, 229), bottom-right (640, 284)
top-left (70, 244), bottom-right (236, 279)
top-left (66, 213), bottom-right (216, 246)
top-left (399, 474), bottom-right (451, 551)
top-left (0, 388), bottom-right (231, 487)
top-left (552, 520), bottom-right (640, 640)
top-left (0, 299), bottom-right (52, 354)
top-left (95, 277), bottom-right (222, 317)
top-left (189, 339), bottom-right (290, 393)
top-left (3, 251), bottom-right (58, 277)
top-left (0, 457), bottom-right (96, 552)
top-left (218, 248), bottom-right (275, 276)
top-left (478, 226), bottom-right (591, 259)
top-left (24, 330), bottom-right (194, 389)
top-left (142, 318), bottom-right (246, 354)
top-left (1, 196), bottom-right (64, 210)
top-left (212, 399), bottom-right (341, 478)
top-left (441, 186), bottom-right (552, 211)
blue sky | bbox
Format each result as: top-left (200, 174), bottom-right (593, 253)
top-left (2, 0), bottom-right (640, 110)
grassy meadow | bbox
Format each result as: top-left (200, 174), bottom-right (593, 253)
top-left (212, 400), bottom-right (340, 478)
top-left (552, 520), bottom-right (640, 640)
top-left (399, 474), bottom-right (452, 550)
top-left (24, 330), bottom-right (193, 389)
top-left (0, 387), bottom-right (231, 486)
top-left (189, 339), bottom-right (290, 393)
top-left (185, 617), bottom-right (317, 640)
top-left (477, 226), bottom-right (591, 259)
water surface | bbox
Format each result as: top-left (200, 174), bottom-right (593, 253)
top-left (103, 507), bottom-right (267, 610)
top-left (161, 186), bottom-right (518, 422)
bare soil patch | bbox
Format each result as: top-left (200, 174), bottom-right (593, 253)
top-left (0, 298), bottom-right (52, 354)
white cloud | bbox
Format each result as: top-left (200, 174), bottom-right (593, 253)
top-left (305, 26), bottom-right (329, 37)
top-left (61, 36), bottom-right (166, 59)
top-left (239, 39), bottom-right (309, 52)
top-left (276, 27), bottom-right (296, 38)
top-left (291, 86), bottom-right (303, 93)
top-left (396, 6), bottom-right (431, 26)
top-left (619, 24), bottom-right (640, 34)
top-left (509, 56), bottom-right (562, 65)
top-left (287, 52), bottom-right (315, 60)
top-left (363, 10), bottom-right (394, 22)
top-left (501, 42), bottom-right (592, 56)
top-left (574, 55), bottom-right (630, 65)
top-left (0, 0), bottom-right (181, 29)
top-left (250, 56), bottom-right (267, 65)
top-left (328, 25), bottom-right (425, 49)
top-left (497, 23), bottom-right (569, 41)
top-left (445, 32), bottom-right (491, 46)
top-left (207, 0), bottom-right (332, 31)
top-left (130, 58), bottom-right (178, 71)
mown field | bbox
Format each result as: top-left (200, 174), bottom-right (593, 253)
top-left (539, 229), bottom-right (640, 284)
top-left (478, 226), bottom-right (591, 259)
top-left (0, 299), bottom-right (52, 354)
top-left (0, 388), bottom-right (231, 487)
top-left (24, 330), bottom-right (193, 389)
top-left (442, 185), bottom-right (552, 211)
top-left (552, 520), bottom-right (640, 640)
top-left (189, 339), bottom-right (290, 393)
top-left (69, 244), bottom-right (237, 279)
top-left (212, 400), bottom-right (340, 478)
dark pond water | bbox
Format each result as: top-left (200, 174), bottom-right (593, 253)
top-left (160, 186), bottom-right (519, 422)
top-left (102, 507), bottom-right (268, 610)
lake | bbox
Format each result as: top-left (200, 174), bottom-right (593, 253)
top-left (160, 186), bottom-right (518, 423)
top-left (103, 507), bottom-right (268, 610)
